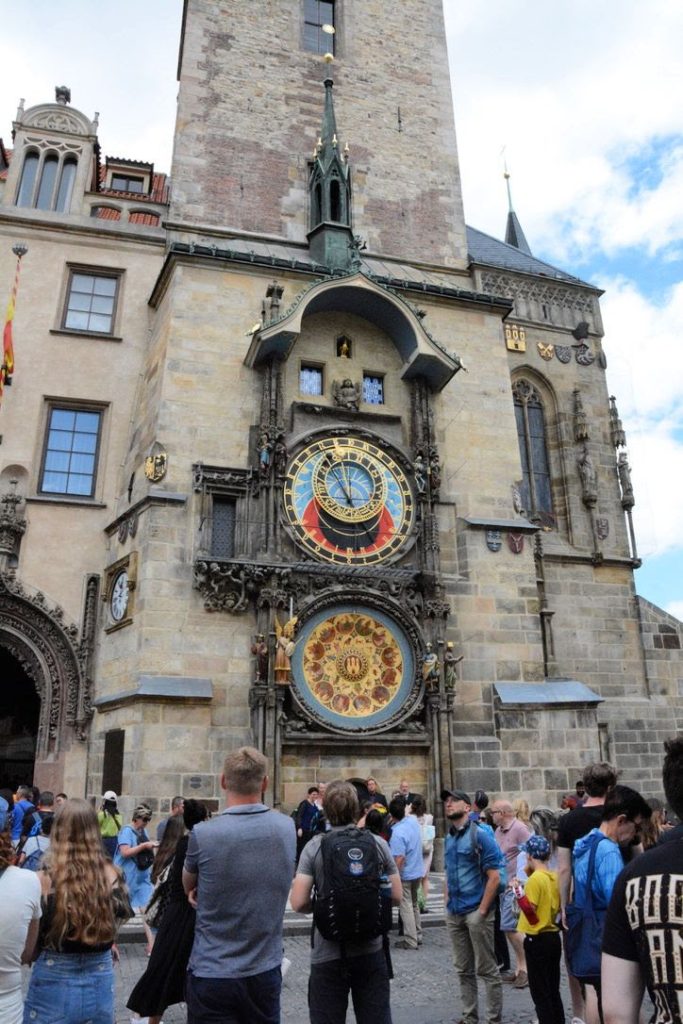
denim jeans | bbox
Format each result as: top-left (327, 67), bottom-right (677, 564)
top-left (308, 949), bottom-right (392, 1024)
top-left (186, 966), bottom-right (282, 1024)
top-left (23, 949), bottom-right (114, 1024)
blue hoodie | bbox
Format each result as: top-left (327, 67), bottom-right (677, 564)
top-left (572, 828), bottom-right (624, 910)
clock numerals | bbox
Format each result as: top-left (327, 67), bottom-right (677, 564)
top-left (283, 435), bottom-right (415, 565)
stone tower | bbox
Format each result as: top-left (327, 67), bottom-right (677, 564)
top-left (1, 1), bottom-right (680, 816)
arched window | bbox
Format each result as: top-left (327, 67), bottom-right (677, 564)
top-left (512, 378), bottom-right (553, 521)
top-left (16, 152), bottom-right (39, 207)
top-left (35, 154), bottom-right (59, 210)
top-left (330, 178), bottom-right (341, 222)
top-left (55, 157), bottom-right (77, 212)
top-left (15, 150), bottom-right (79, 211)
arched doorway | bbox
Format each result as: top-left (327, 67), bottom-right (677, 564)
top-left (0, 645), bottom-right (40, 788)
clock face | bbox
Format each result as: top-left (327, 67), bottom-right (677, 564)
top-left (110, 570), bottom-right (129, 622)
top-left (283, 435), bottom-right (415, 564)
top-left (291, 604), bottom-right (416, 731)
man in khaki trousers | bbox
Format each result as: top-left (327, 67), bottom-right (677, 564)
top-left (442, 788), bottom-right (503, 1024)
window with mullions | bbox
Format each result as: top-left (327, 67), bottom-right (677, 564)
top-left (40, 406), bottom-right (102, 497)
top-left (63, 271), bottom-right (119, 334)
top-left (16, 151), bottom-right (77, 212)
top-left (512, 379), bottom-right (553, 519)
top-left (304, 0), bottom-right (335, 54)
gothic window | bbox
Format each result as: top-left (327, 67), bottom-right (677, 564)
top-left (211, 498), bottom-right (236, 558)
top-left (304, 0), bottom-right (335, 54)
top-left (300, 364), bottom-right (324, 396)
top-left (16, 151), bottom-right (39, 206)
top-left (330, 178), bottom-right (341, 221)
top-left (17, 151), bottom-right (78, 212)
top-left (512, 379), bottom-right (553, 520)
top-left (363, 374), bottom-right (384, 405)
top-left (40, 405), bottom-right (103, 497)
top-left (63, 269), bottom-right (120, 334)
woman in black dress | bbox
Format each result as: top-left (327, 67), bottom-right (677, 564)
top-left (127, 799), bottom-right (208, 1023)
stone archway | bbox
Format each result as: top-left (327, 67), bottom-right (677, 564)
top-left (0, 573), bottom-right (96, 771)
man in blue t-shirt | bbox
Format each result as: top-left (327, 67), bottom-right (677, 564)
top-left (183, 746), bottom-right (296, 1024)
top-left (442, 787), bottom-right (503, 1024)
top-left (389, 795), bottom-right (424, 950)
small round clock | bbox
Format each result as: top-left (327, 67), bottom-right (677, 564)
top-left (110, 569), bottom-right (129, 622)
top-left (283, 435), bottom-right (415, 564)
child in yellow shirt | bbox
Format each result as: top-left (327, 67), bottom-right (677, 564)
top-left (515, 834), bottom-right (564, 1024)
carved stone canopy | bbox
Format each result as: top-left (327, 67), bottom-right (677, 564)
top-left (244, 272), bottom-right (462, 392)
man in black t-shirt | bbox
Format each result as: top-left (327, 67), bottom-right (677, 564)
top-left (602, 736), bottom-right (683, 1024)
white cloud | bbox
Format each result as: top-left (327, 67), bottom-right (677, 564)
top-left (444, 1), bottom-right (683, 263)
top-left (666, 601), bottom-right (683, 621)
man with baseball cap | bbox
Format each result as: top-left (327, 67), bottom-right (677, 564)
top-left (441, 787), bottom-right (503, 1024)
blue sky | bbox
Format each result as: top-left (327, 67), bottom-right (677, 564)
top-left (1, 1), bottom-right (681, 618)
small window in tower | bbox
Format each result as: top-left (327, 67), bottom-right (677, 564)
top-left (300, 364), bottom-right (324, 396)
top-left (363, 374), bottom-right (385, 406)
top-left (304, 0), bottom-right (335, 55)
top-left (35, 154), bottom-right (59, 210)
top-left (110, 174), bottom-right (145, 193)
top-left (330, 178), bottom-right (341, 222)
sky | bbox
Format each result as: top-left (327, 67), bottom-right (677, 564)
top-left (1, 1), bottom-right (681, 617)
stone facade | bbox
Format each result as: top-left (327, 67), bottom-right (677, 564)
top-left (0, 2), bottom-right (680, 831)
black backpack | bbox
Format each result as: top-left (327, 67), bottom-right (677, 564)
top-left (312, 826), bottom-right (386, 943)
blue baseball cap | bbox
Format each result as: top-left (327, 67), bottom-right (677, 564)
top-left (523, 834), bottom-right (551, 859)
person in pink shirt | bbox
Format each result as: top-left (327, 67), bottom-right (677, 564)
top-left (491, 799), bottom-right (532, 988)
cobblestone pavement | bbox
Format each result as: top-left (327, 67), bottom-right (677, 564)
top-left (110, 929), bottom-right (563, 1024)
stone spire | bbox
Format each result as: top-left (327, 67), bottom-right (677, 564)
top-left (307, 77), bottom-right (353, 269)
top-left (504, 167), bottom-right (532, 255)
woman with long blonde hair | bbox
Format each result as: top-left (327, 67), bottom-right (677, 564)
top-left (22, 798), bottom-right (128, 1024)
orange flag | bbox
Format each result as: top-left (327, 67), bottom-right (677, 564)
top-left (2, 249), bottom-right (24, 397)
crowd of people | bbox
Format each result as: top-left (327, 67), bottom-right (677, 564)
top-left (0, 740), bottom-right (681, 1024)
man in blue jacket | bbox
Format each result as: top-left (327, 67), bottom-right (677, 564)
top-left (442, 787), bottom-right (503, 1024)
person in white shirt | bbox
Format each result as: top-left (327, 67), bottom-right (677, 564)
top-left (0, 824), bottom-right (42, 1024)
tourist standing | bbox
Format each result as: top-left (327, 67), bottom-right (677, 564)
top-left (442, 787), bottom-right (503, 1024)
top-left (491, 799), bottom-right (531, 988)
top-left (183, 746), bottom-right (295, 1023)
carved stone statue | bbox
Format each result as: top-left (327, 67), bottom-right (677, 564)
top-left (414, 455), bottom-right (426, 495)
top-left (274, 436), bottom-right (288, 477)
top-left (421, 642), bottom-right (439, 692)
top-left (258, 429), bottom-right (272, 476)
top-left (617, 452), bottom-right (635, 509)
top-left (444, 642), bottom-right (463, 692)
top-left (251, 633), bottom-right (268, 683)
top-left (577, 445), bottom-right (598, 507)
top-left (274, 614), bottom-right (298, 685)
top-left (428, 446), bottom-right (441, 495)
top-left (332, 378), bottom-right (361, 411)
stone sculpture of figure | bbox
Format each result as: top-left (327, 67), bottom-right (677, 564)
top-left (617, 451), bottom-right (635, 509)
top-left (421, 642), bottom-right (439, 692)
top-left (332, 378), bottom-right (361, 411)
top-left (577, 445), bottom-right (598, 507)
top-left (274, 614), bottom-right (298, 685)
top-left (337, 337), bottom-right (350, 358)
top-left (428, 447), bottom-right (441, 494)
top-left (444, 642), bottom-right (464, 692)
top-left (251, 634), bottom-right (268, 683)
top-left (511, 481), bottom-right (523, 515)
top-left (274, 436), bottom-right (288, 477)
top-left (414, 455), bottom-right (427, 495)
top-left (258, 430), bottom-right (272, 477)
